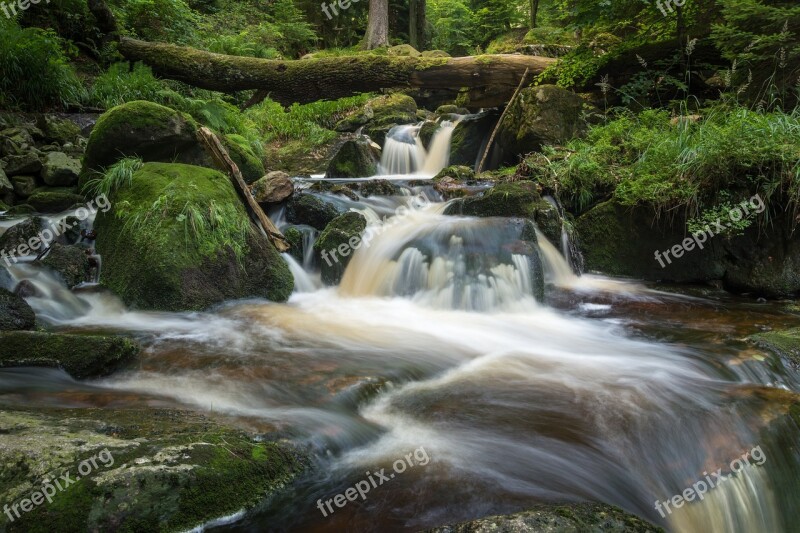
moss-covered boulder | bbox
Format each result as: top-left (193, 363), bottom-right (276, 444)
top-left (41, 151), bottom-right (81, 186)
top-left (286, 193), bottom-right (340, 230)
top-left (0, 288), bottom-right (35, 331)
top-left (363, 94), bottom-right (419, 145)
top-left (36, 114), bottom-right (82, 145)
top-left (495, 85), bottom-right (589, 166)
top-left (426, 502), bottom-right (663, 532)
top-left (387, 44), bottom-right (421, 57)
top-left (334, 106), bottom-right (374, 132)
top-left (358, 179), bottom-right (398, 197)
top-left (283, 226), bottom-right (305, 263)
top-left (83, 101), bottom-right (205, 173)
top-left (0, 406), bottom-right (307, 532)
top-left (37, 243), bottom-right (91, 288)
top-left (27, 189), bottom-right (84, 213)
top-left (3, 152), bottom-right (42, 176)
top-left (449, 110), bottom-right (499, 166)
top-left (421, 50), bottom-right (451, 58)
top-left (314, 212), bottom-right (368, 285)
top-left (10, 174), bottom-right (37, 197)
top-left (444, 181), bottom-right (550, 218)
top-left (250, 171), bottom-right (294, 204)
top-left (94, 162), bottom-right (293, 311)
top-left (325, 137), bottom-right (380, 179)
top-left (434, 165), bottom-right (475, 183)
top-left (0, 331), bottom-right (139, 378)
top-left (222, 134), bottom-right (265, 184)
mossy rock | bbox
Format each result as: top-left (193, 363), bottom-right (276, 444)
top-left (433, 165), bottom-right (475, 183)
top-left (444, 182), bottom-right (549, 219)
top-left (285, 193), bottom-right (340, 231)
top-left (749, 328), bottom-right (800, 367)
top-left (0, 288), bottom-right (35, 331)
top-left (38, 243), bottom-right (91, 288)
top-left (41, 151), bottom-right (81, 187)
top-left (325, 137), bottom-right (380, 179)
top-left (10, 175), bottom-right (38, 197)
top-left (27, 190), bottom-right (84, 213)
top-left (363, 94), bottom-right (419, 145)
top-left (250, 171), bottom-right (293, 204)
top-left (421, 50), bottom-right (451, 58)
top-left (222, 134), bottom-right (265, 184)
top-left (0, 406), bottom-right (308, 532)
top-left (387, 44), bottom-right (421, 57)
top-left (313, 212), bottom-right (367, 285)
top-left (495, 85), bottom-right (589, 166)
top-left (0, 216), bottom-right (45, 251)
top-left (94, 162), bottom-right (293, 311)
top-left (0, 331), bottom-right (139, 378)
top-left (426, 502), bottom-right (663, 532)
top-left (334, 106), bottom-right (375, 132)
top-left (283, 226), bottom-right (305, 263)
top-left (449, 110), bottom-right (498, 166)
top-left (435, 104), bottom-right (468, 115)
top-left (418, 121), bottom-right (439, 149)
top-left (357, 179), bottom-right (399, 197)
top-left (36, 114), bottom-right (82, 145)
top-left (5, 204), bottom-right (35, 215)
top-left (3, 153), bottom-right (42, 176)
top-left (83, 101), bottom-right (206, 173)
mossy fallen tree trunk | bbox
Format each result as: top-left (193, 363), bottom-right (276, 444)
top-left (118, 37), bottom-right (556, 107)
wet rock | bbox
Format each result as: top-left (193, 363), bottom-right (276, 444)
top-left (435, 104), bottom-right (469, 116)
top-left (37, 243), bottom-right (91, 288)
top-left (0, 266), bottom-right (13, 290)
top-left (286, 193), bottom-right (340, 231)
top-left (444, 181), bottom-right (551, 219)
top-left (94, 162), bottom-right (294, 311)
top-left (0, 167), bottom-right (13, 196)
top-left (35, 114), bottom-right (82, 145)
top-left (0, 331), bottom-right (139, 378)
top-left (0, 216), bottom-right (46, 251)
top-left (83, 101), bottom-right (206, 172)
top-left (251, 171), bottom-right (294, 204)
top-left (314, 212), bottom-right (368, 285)
top-left (357, 179), bottom-right (398, 197)
top-left (0, 287), bottom-right (35, 331)
top-left (41, 151), bottom-right (81, 186)
top-left (434, 165), bottom-right (475, 183)
top-left (426, 502), bottom-right (663, 533)
top-left (5, 204), bottom-right (35, 215)
top-left (283, 226), bottom-right (305, 263)
top-left (0, 407), bottom-right (307, 531)
top-left (749, 328), bottom-right (800, 367)
top-left (3, 152), bottom-right (42, 176)
top-left (309, 181), bottom-right (359, 201)
top-left (449, 110), bottom-right (499, 167)
top-left (10, 174), bottom-right (38, 197)
top-left (362, 94), bottom-right (419, 145)
top-left (13, 279), bottom-right (42, 298)
top-left (325, 136), bottom-right (381, 179)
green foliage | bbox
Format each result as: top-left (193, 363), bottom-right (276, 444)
top-left (109, 0), bottom-right (200, 43)
top-left (87, 157), bottom-right (145, 198)
top-left (428, 0), bottom-right (477, 55)
top-left (687, 191), bottom-right (755, 236)
top-left (0, 19), bottom-right (86, 110)
top-left (205, 32), bottom-right (282, 59)
top-left (88, 62), bottom-right (169, 108)
top-left (529, 106), bottom-right (800, 220)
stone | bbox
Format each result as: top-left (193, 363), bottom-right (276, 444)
top-left (250, 171), bottom-right (294, 204)
top-left (41, 151), bottom-right (81, 186)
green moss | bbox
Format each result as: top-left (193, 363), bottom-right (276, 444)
top-left (222, 134), bottom-right (265, 184)
top-left (27, 191), bottom-right (84, 213)
top-left (0, 331), bottom-right (139, 379)
top-left (749, 328), bottom-right (800, 367)
top-left (444, 182), bottom-right (545, 218)
top-left (94, 162), bottom-right (293, 311)
top-left (313, 211), bottom-right (367, 285)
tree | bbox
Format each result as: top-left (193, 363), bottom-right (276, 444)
top-left (409, 0), bottom-right (427, 49)
top-left (364, 0), bottom-right (389, 48)
top-left (530, 0), bottom-right (539, 29)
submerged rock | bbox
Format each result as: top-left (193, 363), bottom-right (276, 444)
top-left (0, 406), bottom-right (308, 531)
top-left (0, 331), bottom-right (139, 378)
top-left (94, 162), bottom-right (294, 311)
top-left (37, 243), bottom-right (92, 288)
top-left (426, 502), bottom-right (663, 532)
top-left (0, 287), bottom-right (35, 330)
top-left (286, 193), bottom-right (340, 231)
top-left (314, 212), bottom-right (368, 285)
top-left (325, 136), bottom-right (381, 179)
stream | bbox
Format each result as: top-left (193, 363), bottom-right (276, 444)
top-left (1, 126), bottom-right (799, 532)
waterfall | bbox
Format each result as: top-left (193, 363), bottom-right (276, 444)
top-left (378, 120), bottom-right (460, 177)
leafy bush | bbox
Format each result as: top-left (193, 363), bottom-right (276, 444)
top-left (109, 0), bottom-right (200, 44)
top-left (0, 19), bottom-right (86, 110)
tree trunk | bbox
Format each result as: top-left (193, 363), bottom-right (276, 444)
top-left (364, 0), bottom-right (389, 49)
top-left (530, 0), bottom-right (540, 29)
top-left (409, 0), bottom-right (427, 50)
top-left (117, 37), bottom-right (555, 108)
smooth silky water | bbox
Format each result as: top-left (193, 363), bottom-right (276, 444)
top-left (1, 125), bottom-right (799, 532)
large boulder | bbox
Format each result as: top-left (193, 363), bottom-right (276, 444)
top-left (2, 152), bottom-right (42, 176)
top-left (250, 171), bottom-right (294, 204)
top-left (10, 174), bottom-right (37, 197)
top-left (0, 216), bottom-right (46, 252)
top-left (0, 407), bottom-right (306, 532)
top-left (286, 193), bottom-right (340, 230)
top-left (494, 85), bottom-right (589, 165)
top-left (94, 162), bottom-right (293, 311)
top-left (449, 110), bottom-right (499, 166)
top-left (0, 288), bottom-right (35, 331)
top-left (83, 101), bottom-right (206, 172)
top-left (27, 188), bottom-right (84, 213)
top-left (325, 136), bottom-right (380, 179)
top-left (41, 151), bottom-right (81, 186)
top-left (0, 331), bottom-right (139, 379)
top-left (314, 212), bottom-right (368, 285)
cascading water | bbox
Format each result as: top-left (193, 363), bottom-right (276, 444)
top-left (1, 121), bottom-right (798, 533)
top-left (379, 120), bottom-right (459, 176)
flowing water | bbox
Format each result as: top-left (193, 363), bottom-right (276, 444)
top-left (379, 121), bottom-right (458, 176)
top-left (1, 144), bottom-right (799, 532)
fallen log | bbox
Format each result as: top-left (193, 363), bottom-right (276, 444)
top-left (118, 37), bottom-right (556, 107)
top-left (196, 127), bottom-right (291, 253)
